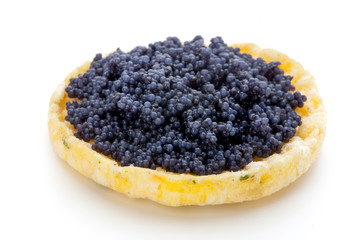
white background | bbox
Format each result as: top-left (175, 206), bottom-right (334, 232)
top-left (1, 0), bottom-right (359, 239)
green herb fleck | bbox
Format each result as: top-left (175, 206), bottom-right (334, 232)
top-left (98, 161), bottom-right (101, 164)
top-left (240, 175), bottom-right (250, 181)
top-left (240, 175), bottom-right (255, 181)
top-left (192, 180), bottom-right (197, 184)
top-left (62, 138), bottom-right (70, 149)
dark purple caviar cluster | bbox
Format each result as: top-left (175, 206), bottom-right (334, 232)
top-left (65, 36), bottom-right (306, 175)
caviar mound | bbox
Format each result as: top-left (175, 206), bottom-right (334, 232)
top-left (48, 43), bottom-right (326, 206)
top-left (63, 36), bottom-right (307, 176)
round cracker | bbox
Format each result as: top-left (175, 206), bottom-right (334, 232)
top-left (48, 43), bottom-right (326, 206)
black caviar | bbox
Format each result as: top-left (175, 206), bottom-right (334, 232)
top-left (65, 36), bottom-right (306, 175)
